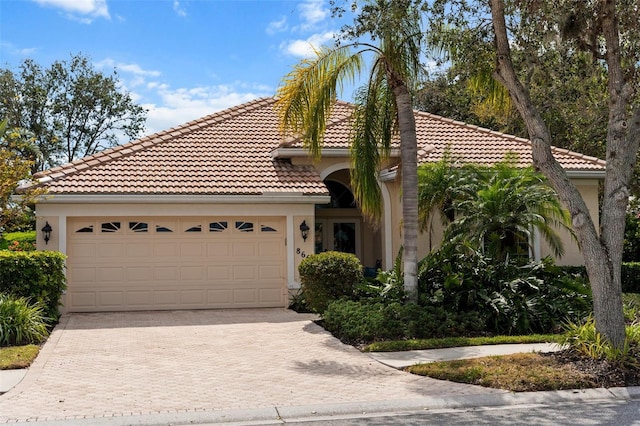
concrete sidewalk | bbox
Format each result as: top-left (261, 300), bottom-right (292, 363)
top-left (367, 342), bottom-right (564, 369)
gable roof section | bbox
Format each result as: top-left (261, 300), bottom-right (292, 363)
top-left (34, 97), bottom-right (606, 197)
top-left (34, 98), bottom-right (328, 196)
top-left (279, 100), bottom-right (606, 173)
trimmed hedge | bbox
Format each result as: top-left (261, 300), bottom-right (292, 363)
top-left (0, 251), bottom-right (66, 320)
top-left (298, 251), bottom-right (363, 314)
top-left (322, 300), bottom-right (485, 344)
top-left (558, 263), bottom-right (640, 294)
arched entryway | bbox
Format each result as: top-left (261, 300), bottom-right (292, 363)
top-left (315, 169), bottom-right (384, 271)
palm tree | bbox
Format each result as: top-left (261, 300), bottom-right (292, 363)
top-left (275, 0), bottom-right (424, 300)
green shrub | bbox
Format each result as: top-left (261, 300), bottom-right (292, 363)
top-left (0, 251), bottom-right (66, 320)
top-left (562, 317), bottom-right (640, 369)
top-left (418, 243), bottom-right (591, 335)
top-left (0, 231), bottom-right (36, 251)
top-left (322, 299), bottom-right (485, 344)
top-left (298, 251), bottom-right (363, 314)
top-left (0, 293), bottom-right (50, 346)
top-left (622, 262), bottom-right (640, 293)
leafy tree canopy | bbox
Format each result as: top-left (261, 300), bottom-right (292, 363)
top-left (0, 53), bottom-right (147, 172)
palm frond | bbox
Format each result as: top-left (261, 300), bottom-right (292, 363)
top-left (275, 46), bottom-right (363, 160)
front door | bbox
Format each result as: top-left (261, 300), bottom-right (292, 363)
top-left (315, 219), bottom-right (361, 258)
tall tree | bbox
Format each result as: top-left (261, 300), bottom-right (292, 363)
top-left (0, 54), bottom-right (147, 171)
top-left (427, 0), bottom-right (640, 348)
top-left (276, 0), bottom-right (424, 300)
top-left (0, 120), bottom-right (45, 233)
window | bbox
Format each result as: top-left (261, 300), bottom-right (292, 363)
top-left (235, 221), bottom-right (253, 232)
top-left (101, 222), bottom-right (121, 233)
top-left (209, 221), bottom-right (228, 232)
top-left (129, 222), bottom-right (148, 232)
top-left (76, 225), bottom-right (94, 233)
top-left (261, 225), bottom-right (277, 232)
top-left (185, 225), bottom-right (202, 233)
top-left (156, 225), bottom-right (173, 233)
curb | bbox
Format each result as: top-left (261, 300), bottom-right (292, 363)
top-left (11, 385), bottom-right (640, 425)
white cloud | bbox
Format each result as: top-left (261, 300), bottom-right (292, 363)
top-left (0, 41), bottom-right (38, 57)
top-left (33, 0), bottom-right (110, 22)
top-left (281, 32), bottom-right (336, 58)
top-left (266, 16), bottom-right (288, 35)
top-left (139, 84), bottom-right (272, 136)
top-left (297, 0), bottom-right (328, 31)
top-left (173, 1), bottom-right (187, 17)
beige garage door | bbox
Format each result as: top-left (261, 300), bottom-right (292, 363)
top-left (66, 217), bottom-right (286, 312)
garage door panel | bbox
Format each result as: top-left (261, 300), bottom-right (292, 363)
top-left (154, 266), bottom-right (179, 281)
top-left (181, 290), bottom-right (205, 305)
top-left (97, 267), bottom-right (124, 282)
top-left (207, 242), bottom-right (230, 256)
top-left (155, 290), bottom-right (180, 305)
top-left (126, 291), bottom-right (153, 307)
top-left (69, 267), bottom-right (96, 283)
top-left (126, 266), bottom-right (154, 281)
top-left (67, 217), bottom-right (286, 311)
top-left (180, 242), bottom-right (205, 257)
top-left (69, 292), bottom-right (96, 309)
top-left (232, 242), bottom-right (257, 257)
top-left (207, 265), bottom-right (230, 280)
top-left (232, 265), bottom-right (257, 280)
top-left (96, 243), bottom-right (125, 258)
top-left (207, 289), bottom-right (232, 304)
top-left (99, 292), bottom-right (124, 307)
top-left (180, 265), bottom-right (205, 280)
top-left (68, 243), bottom-right (96, 258)
top-left (126, 243), bottom-right (152, 257)
top-left (259, 265), bottom-right (283, 279)
top-left (154, 242), bottom-right (179, 257)
top-left (260, 288), bottom-right (284, 303)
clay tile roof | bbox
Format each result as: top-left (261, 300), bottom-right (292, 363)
top-left (34, 97), bottom-right (605, 196)
top-left (282, 100), bottom-right (606, 172)
top-left (34, 97), bottom-right (328, 196)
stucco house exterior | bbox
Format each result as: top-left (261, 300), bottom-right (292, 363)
top-left (32, 97), bottom-right (606, 313)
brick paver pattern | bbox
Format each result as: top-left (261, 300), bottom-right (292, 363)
top-left (0, 309), bottom-right (504, 422)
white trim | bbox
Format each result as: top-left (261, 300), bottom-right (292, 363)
top-left (35, 194), bottom-right (330, 204)
top-left (380, 181), bottom-right (393, 269)
top-left (319, 162), bottom-right (352, 180)
top-left (286, 215), bottom-right (297, 289)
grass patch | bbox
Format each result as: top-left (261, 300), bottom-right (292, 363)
top-left (406, 352), bottom-right (597, 392)
top-left (0, 345), bottom-right (40, 369)
top-left (363, 334), bottom-right (564, 352)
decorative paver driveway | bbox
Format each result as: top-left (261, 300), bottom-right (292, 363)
top-left (0, 309), bottom-right (504, 422)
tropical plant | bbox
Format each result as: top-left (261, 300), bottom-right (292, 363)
top-left (426, 0), bottom-right (640, 348)
top-left (419, 156), bottom-right (572, 262)
top-left (0, 293), bottom-right (50, 346)
top-left (276, 0), bottom-right (424, 301)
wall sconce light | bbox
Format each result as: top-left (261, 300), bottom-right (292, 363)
top-left (299, 220), bottom-right (310, 242)
top-left (41, 221), bottom-right (52, 245)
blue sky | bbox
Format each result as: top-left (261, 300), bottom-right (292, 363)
top-left (0, 0), bottom-right (355, 137)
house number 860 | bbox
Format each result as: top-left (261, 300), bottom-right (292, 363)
top-left (296, 248), bottom-right (307, 258)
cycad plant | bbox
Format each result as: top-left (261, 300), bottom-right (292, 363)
top-left (419, 155), bottom-right (573, 263)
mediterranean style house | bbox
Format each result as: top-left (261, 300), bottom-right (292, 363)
top-left (31, 97), bottom-right (605, 312)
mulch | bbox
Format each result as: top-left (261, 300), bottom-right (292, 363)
top-left (543, 349), bottom-right (640, 388)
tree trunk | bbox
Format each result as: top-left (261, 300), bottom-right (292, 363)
top-left (489, 0), bottom-right (631, 348)
top-left (392, 80), bottom-right (419, 302)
